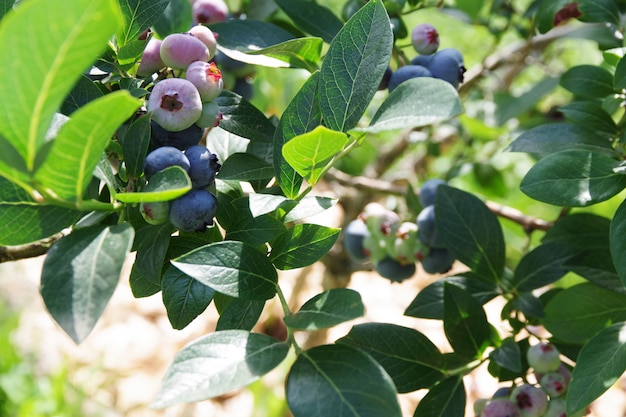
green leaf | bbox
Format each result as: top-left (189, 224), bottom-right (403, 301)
top-left (566, 322), bottom-right (626, 416)
top-left (121, 113), bottom-right (151, 179)
top-left (559, 101), bottom-right (618, 138)
top-left (223, 198), bottom-right (287, 246)
top-left (0, 177), bottom-right (82, 246)
top-left (172, 241), bottom-right (278, 300)
top-left (318, 0), bottom-right (393, 132)
top-left (217, 153), bottom-right (275, 181)
top-left (512, 242), bottom-right (573, 291)
top-left (152, 0), bottom-right (191, 39)
top-left (40, 223), bottom-right (134, 343)
top-left (286, 344), bottom-right (402, 417)
top-left (60, 74), bottom-right (105, 116)
top-left (115, 165), bottom-right (192, 203)
top-left (404, 274), bottom-right (498, 320)
top-left (565, 249), bottom-right (626, 295)
top-left (282, 125), bottom-right (349, 187)
top-left (284, 288), bottom-right (364, 331)
top-left (116, 0), bottom-right (168, 47)
top-left (520, 149), bottom-right (626, 207)
top-left (216, 299), bottom-right (265, 331)
top-left (34, 91), bottom-right (140, 200)
top-left (506, 123), bottom-right (613, 158)
top-left (615, 55), bottom-right (626, 90)
top-left (543, 213), bottom-right (610, 250)
top-left (578, 0), bottom-right (621, 26)
top-left (0, 0), bottom-right (15, 20)
top-left (162, 265), bottom-right (215, 330)
top-left (356, 78), bottom-right (463, 133)
top-left (489, 338), bottom-right (522, 373)
top-left (560, 65), bottom-right (615, 98)
top-left (215, 90), bottom-right (276, 143)
top-left (274, 0), bottom-right (343, 43)
top-left (443, 283), bottom-right (492, 359)
top-left (412, 376), bottom-right (465, 417)
top-left (0, 0), bottom-right (123, 172)
top-left (610, 198), bottom-right (626, 287)
top-left (245, 37), bottom-right (323, 72)
top-left (152, 330), bottom-right (289, 408)
top-left (543, 283), bottom-right (626, 343)
top-left (273, 71), bottom-right (321, 199)
top-left (128, 208), bottom-right (173, 297)
top-left (283, 195), bottom-right (337, 222)
top-left (337, 323), bottom-right (445, 393)
top-left (248, 194), bottom-right (293, 218)
top-left (435, 186), bottom-right (505, 283)
top-left (270, 224), bottom-right (340, 270)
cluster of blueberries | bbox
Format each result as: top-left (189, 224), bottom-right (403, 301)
top-left (476, 342), bottom-right (584, 417)
top-left (342, 179), bottom-right (456, 282)
top-left (136, 6), bottom-right (228, 232)
top-left (380, 23), bottom-right (466, 92)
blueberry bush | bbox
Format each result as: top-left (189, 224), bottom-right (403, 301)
top-left (1, 0), bottom-right (626, 416)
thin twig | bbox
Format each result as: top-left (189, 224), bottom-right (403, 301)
top-left (0, 232), bottom-right (65, 263)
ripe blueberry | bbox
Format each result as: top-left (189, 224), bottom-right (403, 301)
top-left (419, 178), bottom-right (447, 207)
top-left (185, 61), bottom-right (224, 102)
top-left (421, 248), bottom-right (454, 274)
top-left (148, 78), bottom-right (203, 132)
top-left (343, 219), bottom-right (371, 261)
top-left (150, 120), bottom-right (203, 151)
top-left (169, 189), bottom-right (218, 232)
top-left (416, 205), bottom-right (445, 248)
top-left (143, 146), bottom-right (191, 181)
top-left (375, 256), bottom-right (416, 282)
top-left (411, 54), bottom-right (434, 68)
top-left (510, 384), bottom-right (548, 417)
top-left (184, 145), bottom-right (221, 188)
top-left (526, 342), bottom-right (561, 374)
top-left (160, 33), bottom-right (210, 70)
top-left (137, 38), bottom-right (165, 77)
top-left (428, 48), bottom-right (466, 88)
top-left (378, 66), bottom-right (393, 91)
top-left (388, 65), bottom-right (432, 92)
top-left (411, 23), bottom-right (440, 55)
top-left (192, 0), bottom-right (229, 25)
top-left (482, 398), bottom-right (521, 417)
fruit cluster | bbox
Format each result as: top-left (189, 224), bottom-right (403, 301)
top-left (382, 23), bottom-right (466, 92)
top-left (135, 12), bottom-right (227, 232)
top-left (342, 179), bottom-right (457, 282)
top-left (475, 343), bottom-right (585, 417)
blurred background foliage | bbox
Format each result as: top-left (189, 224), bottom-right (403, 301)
top-left (0, 0), bottom-right (622, 415)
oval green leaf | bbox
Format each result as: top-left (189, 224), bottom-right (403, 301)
top-left (270, 223), bottom-right (340, 270)
top-left (357, 78), bottom-right (463, 133)
top-left (284, 288), bottom-right (364, 331)
top-left (40, 223), bottom-right (134, 343)
top-left (152, 330), bottom-right (289, 408)
top-left (172, 240), bottom-right (278, 300)
top-left (520, 149), bottom-right (626, 207)
top-left (286, 344), bottom-right (402, 417)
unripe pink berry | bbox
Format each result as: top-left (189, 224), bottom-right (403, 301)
top-left (160, 33), bottom-right (210, 70)
top-left (187, 24), bottom-right (218, 59)
top-left (482, 398), bottom-right (521, 417)
top-left (148, 78), bottom-right (203, 132)
top-left (137, 38), bottom-right (165, 77)
top-left (540, 372), bottom-right (568, 397)
top-left (192, 0), bottom-right (228, 25)
top-left (510, 384), bottom-right (548, 417)
top-left (526, 342), bottom-right (561, 374)
top-left (411, 23), bottom-right (440, 55)
top-left (185, 61), bottom-right (223, 102)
